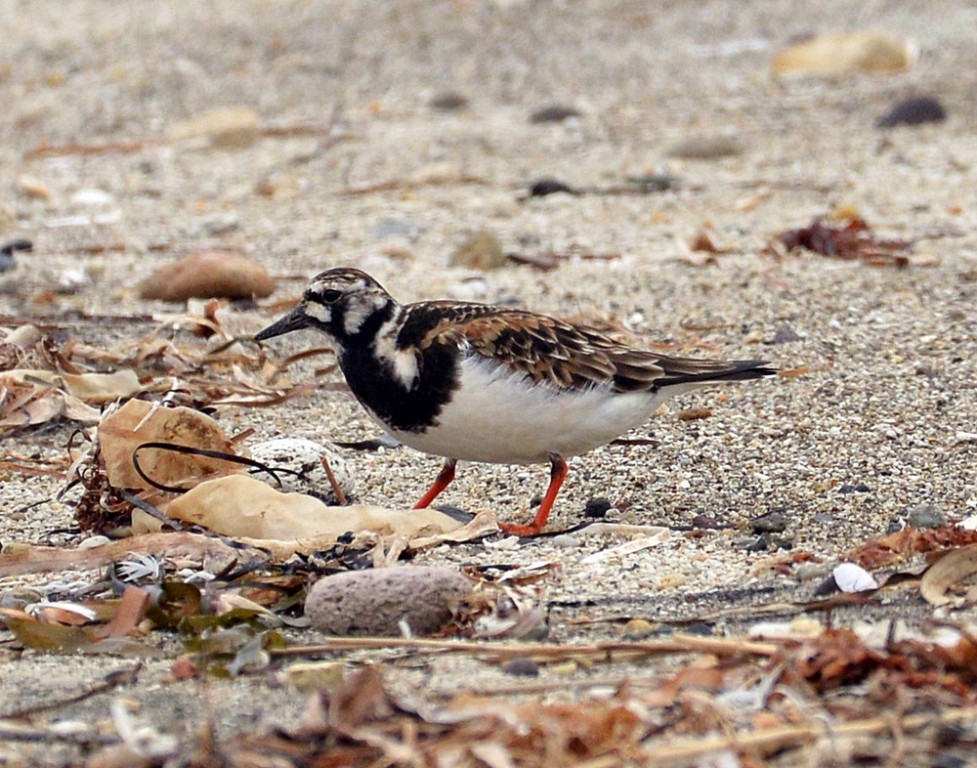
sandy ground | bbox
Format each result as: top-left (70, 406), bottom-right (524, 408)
top-left (2, 1), bottom-right (977, 765)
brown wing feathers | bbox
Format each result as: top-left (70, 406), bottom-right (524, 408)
top-left (411, 303), bottom-right (774, 393)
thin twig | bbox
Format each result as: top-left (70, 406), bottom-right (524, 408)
top-left (273, 634), bottom-right (780, 662)
top-left (322, 457), bottom-right (348, 506)
top-left (0, 722), bottom-right (114, 746)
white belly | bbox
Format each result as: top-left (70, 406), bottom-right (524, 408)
top-left (377, 356), bottom-right (677, 464)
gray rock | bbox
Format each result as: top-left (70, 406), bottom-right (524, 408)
top-left (305, 566), bottom-right (474, 636)
top-left (770, 324), bottom-right (803, 344)
top-left (502, 657), bottom-right (540, 676)
top-left (906, 503), bottom-right (946, 530)
top-left (751, 510), bottom-right (789, 534)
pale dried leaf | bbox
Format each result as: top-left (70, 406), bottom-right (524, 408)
top-left (61, 370), bottom-right (141, 403)
top-left (921, 545), bottom-right (977, 607)
top-left (153, 474), bottom-right (465, 542)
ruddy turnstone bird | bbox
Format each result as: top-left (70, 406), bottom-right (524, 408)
top-left (255, 267), bottom-right (775, 535)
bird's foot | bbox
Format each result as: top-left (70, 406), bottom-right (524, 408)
top-left (498, 521), bottom-right (543, 537)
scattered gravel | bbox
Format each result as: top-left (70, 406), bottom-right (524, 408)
top-left (2, 0), bottom-right (977, 764)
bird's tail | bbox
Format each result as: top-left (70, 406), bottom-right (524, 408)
top-left (652, 356), bottom-right (777, 389)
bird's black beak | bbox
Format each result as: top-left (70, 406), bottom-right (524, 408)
top-left (254, 304), bottom-right (309, 341)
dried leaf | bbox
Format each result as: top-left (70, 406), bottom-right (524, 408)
top-left (920, 545), bottom-right (977, 607)
top-left (791, 628), bottom-right (883, 691)
top-left (61, 370), bottom-right (141, 403)
top-left (154, 474), bottom-right (464, 542)
top-left (98, 399), bottom-right (239, 490)
top-left (0, 608), bottom-right (95, 652)
top-left (0, 370), bottom-right (102, 427)
top-left (851, 527), bottom-right (977, 569)
top-left (328, 667), bottom-right (395, 736)
top-left (0, 532), bottom-right (258, 578)
top-left (147, 581), bottom-right (202, 629)
top-left (94, 586), bottom-right (151, 639)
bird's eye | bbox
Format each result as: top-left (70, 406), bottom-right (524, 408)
top-left (321, 289), bottom-right (343, 303)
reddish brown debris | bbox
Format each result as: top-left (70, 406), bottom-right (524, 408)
top-left (850, 526), bottom-right (977, 569)
top-left (776, 217), bottom-right (912, 267)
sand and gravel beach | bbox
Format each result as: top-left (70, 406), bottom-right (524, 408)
top-left (2, 1), bottom-right (977, 765)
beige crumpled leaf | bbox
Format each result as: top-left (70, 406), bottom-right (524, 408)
top-left (920, 545), bottom-right (977, 607)
top-left (140, 474), bottom-right (465, 542)
top-left (61, 370), bottom-right (141, 403)
top-left (0, 369), bottom-right (104, 427)
top-left (98, 399), bottom-right (238, 490)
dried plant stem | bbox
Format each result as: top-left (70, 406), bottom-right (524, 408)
top-left (648, 705), bottom-right (977, 763)
top-left (275, 634), bottom-right (780, 662)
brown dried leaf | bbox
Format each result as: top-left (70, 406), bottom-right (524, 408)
top-left (851, 527), bottom-right (977, 569)
top-left (94, 586), bottom-right (151, 639)
top-left (98, 399), bottom-right (238, 490)
top-left (329, 667), bottom-right (396, 736)
top-left (790, 628), bottom-right (883, 691)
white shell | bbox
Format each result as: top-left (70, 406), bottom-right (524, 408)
top-left (833, 562), bottom-right (878, 593)
top-left (249, 438), bottom-right (354, 504)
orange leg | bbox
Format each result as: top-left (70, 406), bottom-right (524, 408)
top-left (499, 454), bottom-right (568, 537)
top-left (413, 459), bottom-right (457, 509)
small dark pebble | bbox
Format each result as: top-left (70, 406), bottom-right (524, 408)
top-left (625, 174), bottom-right (679, 193)
top-left (529, 104), bottom-right (581, 124)
top-left (915, 363), bottom-right (937, 377)
top-left (502, 657), bottom-right (540, 676)
top-left (0, 238), bottom-right (32, 273)
top-left (769, 324), bottom-right (803, 344)
top-left (429, 92), bottom-right (469, 112)
top-left (683, 622), bottom-right (714, 636)
top-left (751, 510), bottom-right (789, 534)
top-left (813, 574), bottom-right (841, 596)
top-left (935, 723), bottom-right (967, 747)
top-left (906, 503), bottom-right (946, 530)
top-left (528, 178), bottom-right (577, 197)
top-left (839, 483), bottom-right (871, 494)
top-left (692, 514), bottom-right (721, 529)
top-left (876, 96), bottom-right (947, 128)
top-left (744, 533), bottom-right (770, 552)
top-left (583, 498), bottom-right (613, 519)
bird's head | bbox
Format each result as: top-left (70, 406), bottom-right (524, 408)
top-left (254, 267), bottom-right (394, 344)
